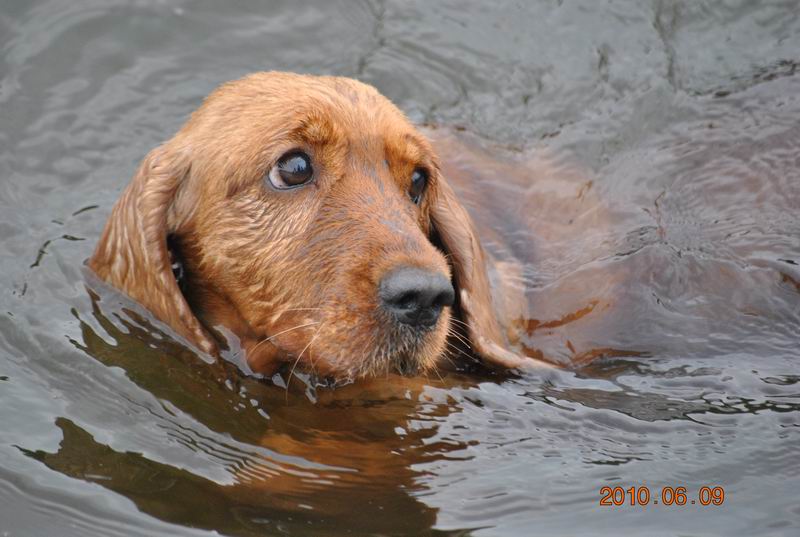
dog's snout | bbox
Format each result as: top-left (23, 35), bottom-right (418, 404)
top-left (379, 267), bottom-right (455, 328)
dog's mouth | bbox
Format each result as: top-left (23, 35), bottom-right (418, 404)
top-left (272, 315), bottom-right (446, 381)
top-left (394, 353), bottom-right (423, 376)
top-left (291, 340), bottom-right (431, 380)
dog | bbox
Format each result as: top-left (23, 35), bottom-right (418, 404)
top-left (88, 71), bottom-right (554, 381)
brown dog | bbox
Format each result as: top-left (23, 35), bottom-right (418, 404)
top-left (88, 71), bottom-right (551, 381)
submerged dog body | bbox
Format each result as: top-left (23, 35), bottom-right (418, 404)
top-left (89, 72), bottom-right (545, 380)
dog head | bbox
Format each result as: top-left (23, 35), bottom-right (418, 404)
top-left (89, 72), bottom-right (525, 380)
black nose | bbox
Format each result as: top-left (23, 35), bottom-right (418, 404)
top-left (379, 267), bottom-right (455, 328)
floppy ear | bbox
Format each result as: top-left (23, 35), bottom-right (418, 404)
top-left (431, 176), bottom-right (551, 370)
top-left (88, 144), bottom-right (218, 356)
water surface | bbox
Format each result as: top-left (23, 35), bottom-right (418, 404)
top-left (1, 1), bottom-right (799, 536)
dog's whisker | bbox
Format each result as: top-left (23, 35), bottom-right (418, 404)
top-left (450, 335), bottom-right (471, 351)
top-left (429, 362), bottom-right (445, 384)
top-left (447, 323), bottom-right (469, 340)
top-left (251, 321), bottom-right (319, 355)
top-left (448, 332), bottom-right (472, 351)
top-left (443, 344), bottom-right (461, 368)
top-left (286, 323), bottom-right (324, 398)
top-left (269, 307), bottom-right (324, 325)
top-left (448, 317), bottom-right (471, 329)
top-left (446, 325), bottom-right (472, 350)
top-left (307, 339), bottom-right (320, 378)
top-left (444, 339), bottom-right (462, 357)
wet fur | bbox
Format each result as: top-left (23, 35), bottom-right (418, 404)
top-left (89, 72), bottom-right (548, 381)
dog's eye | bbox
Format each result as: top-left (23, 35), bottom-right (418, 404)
top-left (268, 151), bottom-right (314, 189)
top-left (409, 168), bottom-right (428, 204)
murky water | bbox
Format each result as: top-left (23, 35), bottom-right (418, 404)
top-left (1, 1), bottom-right (799, 536)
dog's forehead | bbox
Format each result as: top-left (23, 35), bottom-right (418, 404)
top-left (240, 74), bottom-right (430, 161)
top-left (192, 73), bottom-right (437, 188)
top-left (292, 91), bottom-right (429, 164)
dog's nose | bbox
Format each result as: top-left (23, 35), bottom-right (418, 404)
top-left (379, 267), bottom-right (455, 328)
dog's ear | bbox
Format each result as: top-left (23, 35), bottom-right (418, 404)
top-left (88, 143), bottom-right (218, 356)
top-left (430, 176), bottom-right (550, 370)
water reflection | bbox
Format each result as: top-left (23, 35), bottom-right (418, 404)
top-left (46, 282), bottom-right (488, 535)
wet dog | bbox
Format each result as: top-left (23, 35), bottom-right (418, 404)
top-left (89, 72), bottom-right (550, 380)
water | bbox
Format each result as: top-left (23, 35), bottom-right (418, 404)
top-left (1, 1), bottom-right (799, 535)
